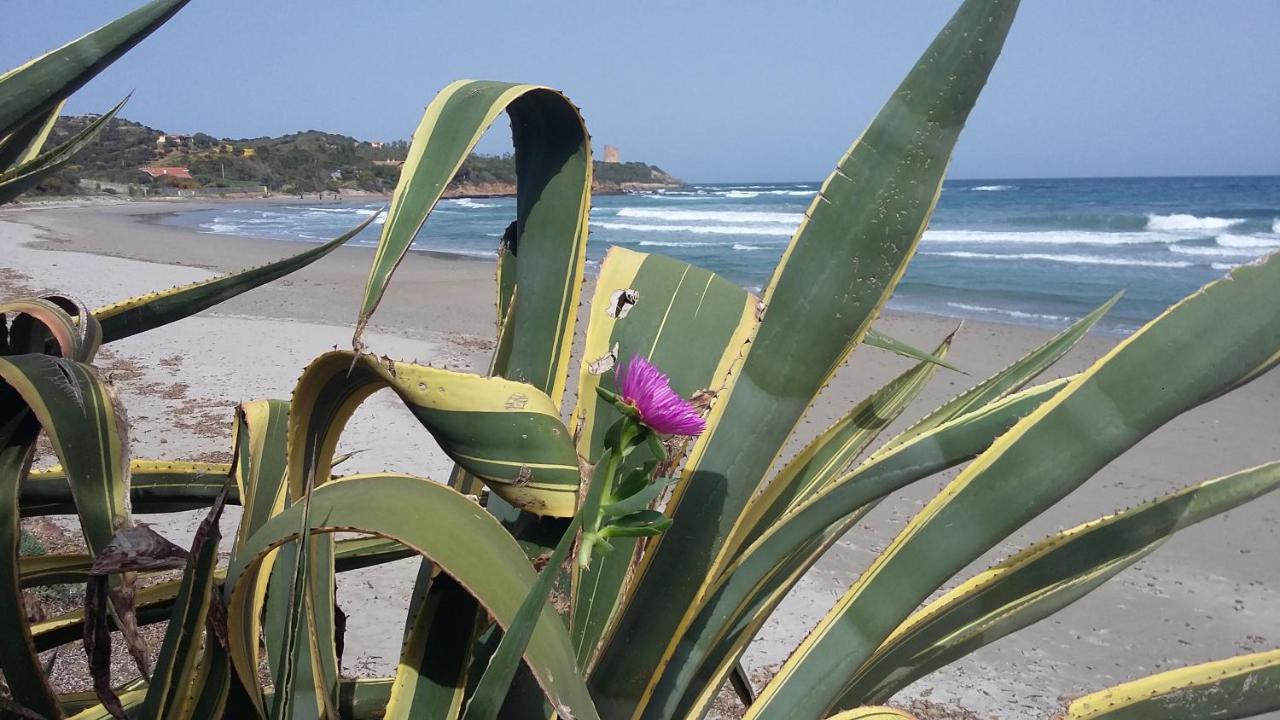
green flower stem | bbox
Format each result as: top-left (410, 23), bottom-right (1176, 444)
top-left (578, 415), bottom-right (645, 568)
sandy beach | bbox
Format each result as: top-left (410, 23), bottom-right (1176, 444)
top-left (2, 199), bottom-right (1277, 718)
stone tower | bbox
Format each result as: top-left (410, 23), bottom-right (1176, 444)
top-left (602, 144), bottom-right (620, 163)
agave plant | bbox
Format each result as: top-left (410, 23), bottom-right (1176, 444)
top-left (3, 0), bottom-right (1280, 719)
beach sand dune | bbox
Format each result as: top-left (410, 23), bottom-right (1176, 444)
top-left (2, 200), bottom-right (1276, 718)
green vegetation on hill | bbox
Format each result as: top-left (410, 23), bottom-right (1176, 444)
top-left (38, 115), bottom-right (680, 196)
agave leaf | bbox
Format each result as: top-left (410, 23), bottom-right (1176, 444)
top-left (0, 100), bottom-right (64, 171)
top-left (748, 254), bottom-right (1280, 719)
top-left (93, 212), bottom-right (376, 343)
top-left (0, 96), bottom-right (127, 205)
top-left (24, 537), bottom-right (406, 652)
top-left (845, 461), bottom-right (1280, 705)
top-left (464, 514), bottom-right (583, 720)
top-left (2, 296), bottom-right (101, 362)
top-left (138, 484), bottom-right (230, 719)
top-left (23, 459), bottom-right (233, 516)
top-left (826, 708), bottom-right (918, 720)
top-left (862, 329), bottom-right (962, 373)
top-left (1065, 648), bottom-right (1280, 720)
top-left (355, 80), bottom-right (590, 411)
top-left (224, 474), bottom-right (599, 720)
top-left (647, 378), bottom-right (1069, 719)
top-left (569, 247), bottom-right (758, 671)
top-left (383, 573), bottom-right (484, 720)
top-left (0, 0), bottom-right (188, 138)
top-left (731, 333), bottom-right (955, 553)
top-left (591, 3), bottom-right (1021, 711)
top-left (0, 410), bottom-right (61, 718)
top-left (0, 355), bottom-right (130, 558)
top-left (884, 290), bottom-right (1122, 451)
top-left (63, 688), bottom-right (147, 720)
top-left (18, 534), bottom-right (401, 590)
top-left (290, 351), bottom-right (579, 516)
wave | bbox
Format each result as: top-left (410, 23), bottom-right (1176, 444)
top-left (636, 240), bottom-right (715, 248)
top-left (971, 185), bottom-right (1016, 192)
top-left (1275, 218), bottom-right (1280, 234)
top-left (922, 229), bottom-right (1181, 246)
top-left (1145, 213), bottom-right (1245, 232)
top-left (946, 302), bottom-right (1070, 323)
top-left (593, 221), bottom-right (793, 237)
top-left (1215, 232), bottom-right (1280, 249)
top-left (1212, 262), bottom-right (1242, 271)
top-left (732, 243), bottom-right (764, 251)
top-left (922, 250), bottom-right (1192, 268)
top-left (449, 198), bottom-right (497, 209)
top-left (1169, 244), bottom-right (1268, 258)
top-left (199, 222), bottom-right (238, 233)
top-left (719, 190), bottom-right (759, 199)
top-left (615, 207), bottom-right (802, 224)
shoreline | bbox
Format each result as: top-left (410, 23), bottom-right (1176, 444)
top-left (2, 202), bottom-right (1277, 718)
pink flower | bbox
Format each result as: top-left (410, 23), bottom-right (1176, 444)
top-left (616, 356), bottom-right (706, 437)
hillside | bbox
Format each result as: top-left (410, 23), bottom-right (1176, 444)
top-left (38, 115), bottom-right (681, 196)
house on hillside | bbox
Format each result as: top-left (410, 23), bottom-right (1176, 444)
top-left (139, 166), bottom-right (193, 180)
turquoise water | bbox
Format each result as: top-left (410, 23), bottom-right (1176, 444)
top-left (162, 175), bottom-right (1280, 334)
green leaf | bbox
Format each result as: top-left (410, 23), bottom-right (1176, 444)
top-left (356, 80), bottom-right (590, 411)
top-left (0, 0), bottom-right (188, 138)
top-left (568, 247), bottom-right (758, 671)
top-left (602, 477), bottom-right (678, 518)
top-left (644, 377), bottom-right (1070, 719)
top-left (731, 333), bottom-right (955, 553)
top-left (749, 253), bottom-right (1280, 719)
top-left (863, 328), bottom-right (963, 373)
top-left (0, 355), bottom-right (130, 558)
top-left (0, 409), bottom-right (61, 718)
top-left (290, 351), bottom-right (580, 517)
top-left (464, 514), bottom-right (583, 720)
top-left (0, 100), bottom-right (63, 173)
top-left (0, 96), bottom-right (128, 205)
top-left (22, 459), bottom-right (233, 516)
top-left (845, 461), bottom-right (1280, 705)
top-left (591, 3), bottom-right (1021, 712)
top-left (884, 289), bottom-right (1122, 451)
top-left (139, 484), bottom-right (230, 719)
top-left (224, 474), bottom-right (599, 720)
top-left (1065, 648), bottom-right (1280, 720)
top-left (2, 296), bottom-right (101, 362)
top-left (382, 572), bottom-right (482, 720)
top-left (93, 211), bottom-right (376, 343)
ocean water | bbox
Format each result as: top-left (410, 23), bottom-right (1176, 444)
top-left (162, 175), bottom-right (1280, 334)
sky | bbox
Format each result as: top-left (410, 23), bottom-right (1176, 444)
top-left (3, 1), bottom-right (1278, 183)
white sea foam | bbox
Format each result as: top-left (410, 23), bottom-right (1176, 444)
top-left (1145, 213), bottom-right (1245, 232)
top-left (946, 302), bottom-right (1070, 323)
top-left (636, 240), bottom-right (715, 248)
top-left (732, 243), bottom-right (764, 251)
top-left (1212, 262), bottom-right (1241, 271)
top-left (449, 198), bottom-right (496, 209)
top-left (1215, 232), bottom-right (1280, 249)
top-left (719, 190), bottom-right (759, 199)
top-left (971, 185), bottom-right (1016, 192)
top-left (592, 221), bottom-right (792, 237)
top-left (922, 229), bottom-right (1181, 246)
top-left (1274, 218), bottom-right (1280, 234)
top-left (1169, 244), bottom-right (1267, 258)
top-left (200, 222), bottom-right (238, 233)
top-left (922, 250), bottom-right (1192, 268)
top-left (615, 208), bottom-right (802, 224)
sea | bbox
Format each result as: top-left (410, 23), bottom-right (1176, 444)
top-left (162, 175), bottom-right (1280, 335)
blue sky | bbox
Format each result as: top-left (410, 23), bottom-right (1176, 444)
top-left (3, 1), bottom-right (1277, 182)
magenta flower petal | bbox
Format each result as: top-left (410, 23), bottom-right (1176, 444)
top-left (616, 356), bottom-right (706, 436)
